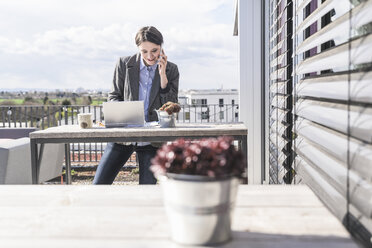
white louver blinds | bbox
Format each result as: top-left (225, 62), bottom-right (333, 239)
top-left (292, 0), bottom-right (372, 246)
top-left (269, 0), bottom-right (294, 184)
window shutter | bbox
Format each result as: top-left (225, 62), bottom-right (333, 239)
top-left (292, 0), bottom-right (372, 245)
top-left (269, 0), bottom-right (294, 184)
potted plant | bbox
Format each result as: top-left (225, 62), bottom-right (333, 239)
top-left (155, 102), bottom-right (181, 128)
top-left (150, 136), bottom-right (246, 245)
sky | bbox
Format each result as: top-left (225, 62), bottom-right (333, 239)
top-left (0, 0), bottom-right (238, 91)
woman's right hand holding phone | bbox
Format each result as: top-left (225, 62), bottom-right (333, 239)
top-left (158, 49), bottom-right (168, 89)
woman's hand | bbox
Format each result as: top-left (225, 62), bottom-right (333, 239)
top-left (158, 49), bottom-right (168, 89)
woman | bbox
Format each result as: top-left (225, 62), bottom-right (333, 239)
top-left (93, 26), bottom-right (179, 184)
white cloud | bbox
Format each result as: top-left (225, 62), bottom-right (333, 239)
top-left (0, 0), bottom-right (238, 90)
top-left (0, 23), bottom-right (236, 60)
top-left (0, 73), bottom-right (52, 89)
top-left (177, 57), bottom-right (238, 89)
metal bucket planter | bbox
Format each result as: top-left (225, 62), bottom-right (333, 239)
top-left (159, 173), bottom-right (239, 245)
top-left (155, 110), bottom-right (177, 128)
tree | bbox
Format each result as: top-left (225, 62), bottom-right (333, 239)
top-left (43, 96), bottom-right (49, 105)
top-left (82, 96), bottom-right (92, 105)
top-left (62, 99), bottom-right (71, 106)
top-left (24, 96), bottom-right (33, 102)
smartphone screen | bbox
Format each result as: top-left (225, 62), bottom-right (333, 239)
top-left (157, 46), bottom-right (163, 63)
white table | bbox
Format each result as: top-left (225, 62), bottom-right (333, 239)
top-left (29, 123), bottom-right (248, 184)
top-left (0, 185), bottom-right (358, 248)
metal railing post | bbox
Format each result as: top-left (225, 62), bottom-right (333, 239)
top-left (64, 107), bottom-right (68, 125)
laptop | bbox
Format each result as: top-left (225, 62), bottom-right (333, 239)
top-left (103, 101), bottom-right (145, 128)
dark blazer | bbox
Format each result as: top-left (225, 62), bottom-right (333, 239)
top-left (108, 53), bottom-right (179, 122)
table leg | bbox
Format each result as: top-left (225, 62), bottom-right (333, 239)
top-left (30, 141), bottom-right (44, 184)
top-left (30, 139), bottom-right (38, 184)
top-left (241, 135), bottom-right (248, 184)
top-left (38, 144), bottom-right (44, 183)
top-left (64, 143), bottom-right (72, 184)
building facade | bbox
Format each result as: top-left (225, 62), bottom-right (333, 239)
top-left (177, 89), bottom-right (239, 123)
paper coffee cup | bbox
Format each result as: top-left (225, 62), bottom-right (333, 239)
top-left (78, 113), bottom-right (93, 129)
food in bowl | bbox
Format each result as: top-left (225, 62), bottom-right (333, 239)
top-left (159, 102), bottom-right (181, 115)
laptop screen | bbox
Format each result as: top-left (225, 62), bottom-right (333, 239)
top-left (103, 101), bottom-right (145, 128)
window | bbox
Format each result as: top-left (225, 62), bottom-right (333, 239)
top-left (219, 99), bottom-right (224, 107)
top-left (201, 111), bottom-right (209, 120)
top-left (185, 112), bottom-right (190, 120)
top-left (192, 99), bottom-right (207, 106)
top-left (219, 111), bottom-right (224, 120)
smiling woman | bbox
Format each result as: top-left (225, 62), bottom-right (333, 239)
top-left (92, 26), bottom-right (180, 185)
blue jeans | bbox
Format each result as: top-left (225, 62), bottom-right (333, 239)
top-left (93, 143), bottom-right (158, 185)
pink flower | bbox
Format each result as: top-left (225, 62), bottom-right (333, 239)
top-left (150, 136), bottom-right (245, 178)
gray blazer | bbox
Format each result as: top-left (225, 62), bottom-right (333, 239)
top-left (109, 53), bottom-right (179, 122)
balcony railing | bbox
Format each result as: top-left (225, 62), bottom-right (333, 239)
top-left (0, 104), bottom-right (239, 128)
top-left (0, 104), bottom-right (239, 163)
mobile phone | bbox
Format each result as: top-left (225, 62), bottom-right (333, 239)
top-left (157, 46), bottom-right (164, 63)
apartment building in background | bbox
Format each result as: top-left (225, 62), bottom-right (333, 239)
top-left (178, 89), bottom-right (239, 123)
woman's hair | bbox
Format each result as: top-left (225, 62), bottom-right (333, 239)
top-left (135, 26), bottom-right (163, 46)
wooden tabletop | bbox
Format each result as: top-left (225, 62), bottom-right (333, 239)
top-left (0, 185), bottom-right (357, 248)
top-left (28, 123), bottom-right (248, 184)
top-left (29, 123), bottom-right (248, 140)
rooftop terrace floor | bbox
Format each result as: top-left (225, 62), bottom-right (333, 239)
top-left (0, 185), bottom-right (358, 248)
